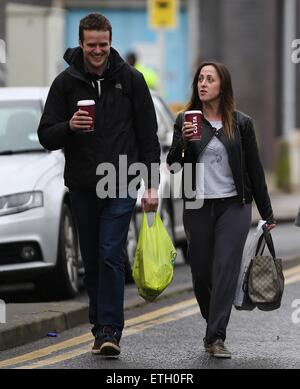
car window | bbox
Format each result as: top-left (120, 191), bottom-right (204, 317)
top-left (0, 100), bottom-right (43, 152)
top-left (152, 95), bottom-right (174, 144)
top-left (153, 101), bottom-right (166, 142)
top-left (153, 95), bottom-right (174, 128)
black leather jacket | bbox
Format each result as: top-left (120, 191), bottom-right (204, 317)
top-left (166, 110), bottom-right (274, 224)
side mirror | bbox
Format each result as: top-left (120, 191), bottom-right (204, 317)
top-left (161, 144), bottom-right (170, 153)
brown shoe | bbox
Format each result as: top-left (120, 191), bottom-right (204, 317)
top-left (91, 327), bottom-right (121, 357)
top-left (92, 338), bottom-right (104, 355)
top-left (203, 337), bottom-right (211, 352)
top-left (209, 339), bottom-right (231, 359)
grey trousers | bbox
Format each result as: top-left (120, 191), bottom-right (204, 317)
top-left (183, 196), bottom-right (252, 343)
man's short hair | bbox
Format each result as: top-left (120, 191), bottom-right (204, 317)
top-left (79, 13), bottom-right (112, 42)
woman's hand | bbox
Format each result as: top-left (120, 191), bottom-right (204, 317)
top-left (266, 223), bottom-right (276, 231)
top-left (182, 121), bottom-right (197, 141)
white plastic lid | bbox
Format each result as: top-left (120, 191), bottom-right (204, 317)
top-left (185, 110), bottom-right (202, 115)
top-left (77, 100), bottom-right (95, 106)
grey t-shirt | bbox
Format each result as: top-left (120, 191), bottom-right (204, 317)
top-left (196, 120), bottom-right (237, 199)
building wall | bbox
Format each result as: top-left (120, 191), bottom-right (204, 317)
top-left (0, 1), bottom-right (6, 85)
top-left (296, 0), bottom-right (300, 129)
top-left (5, 2), bottom-right (65, 86)
top-left (199, 0), bottom-right (281, 169)
top-left (0, 0), bottom-right (53, 86)
top-left (0, 1), bottom-right (5, 39)
top-left (0, 0), bottom-right (52, 34)
top-left (65, 4), bottom-right (188, 103)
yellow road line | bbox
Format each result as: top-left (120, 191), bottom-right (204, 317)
top-left (0, 333), bottom-right (92, 369)
top-left (125, 306), bottom-right (199, 335)
top-left (283, 264), bottom-right (300, 277)
top-left (16, 306), bottom-right (199, 369)
top-left (125, 298), bottom-right (196, 327)
top-left (0, 298), bottom-right (197, 369)
top-left (285, 272), bottom-right (300, 285)
top-left (2, 264), bottom-right (300, 369)
top-left (16, 345), bottom-right (92, 370)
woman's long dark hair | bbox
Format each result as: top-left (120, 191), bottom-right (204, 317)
top-left (185, 61), bottom-right (235, 138)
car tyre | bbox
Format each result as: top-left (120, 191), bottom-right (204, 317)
top-left (160, 200), bottom-right (175, 242)
top-left (179, 241), bottom-right (190, 263)
top-left (124, 215), bottom-right (138, 284)
top-left (35, 203), bottom-right (79, 299)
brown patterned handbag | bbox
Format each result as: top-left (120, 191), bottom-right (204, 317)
top-left (247, 224), bottom-right (284, 311)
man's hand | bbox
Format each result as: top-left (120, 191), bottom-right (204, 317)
top-left (141, 188), bottom-right (159, 213)
top-left (69, 109), bottom-right (93, 131)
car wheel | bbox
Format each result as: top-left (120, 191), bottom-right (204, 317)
top-left (160, 200), bottom-right (175, 242)
top-left (35, 203), bottom-right (79, 299)
top-left (179, 241), bottom-right (190, 263)
top-left (124, 215), bottom-right (138, 284)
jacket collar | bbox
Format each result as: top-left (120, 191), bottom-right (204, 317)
top-left (63, 46), bottom-right (126, 84)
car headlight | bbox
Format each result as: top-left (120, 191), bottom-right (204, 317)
top-left (0, 191), bottom-right (43, 216)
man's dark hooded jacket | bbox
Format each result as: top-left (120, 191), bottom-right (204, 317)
top-left (38, 47), bottom-right (160, 191)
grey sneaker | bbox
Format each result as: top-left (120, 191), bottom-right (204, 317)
top-left (209, 339), bottom-right (231, 359)
top-left (92, 327), bottom-right (121, 357)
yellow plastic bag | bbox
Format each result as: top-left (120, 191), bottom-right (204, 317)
top-left (133, 212), bottom-right (177, 302)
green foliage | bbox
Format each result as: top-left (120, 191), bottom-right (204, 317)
top-left (275, 139), bottom-right (291, 192)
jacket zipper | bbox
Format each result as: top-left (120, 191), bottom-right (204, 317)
top-left (241, 155), bottom-right (246, 204)
top-left (236, 115), bottom-right (246, 204)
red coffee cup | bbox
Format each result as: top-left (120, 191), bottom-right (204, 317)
top-left (184, 110), bottom-right (202, 141)
top-left (77, 100), bottom-right (96, 132)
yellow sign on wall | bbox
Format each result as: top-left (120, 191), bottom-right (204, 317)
top-left (148, 0), bottom-right (178, 29)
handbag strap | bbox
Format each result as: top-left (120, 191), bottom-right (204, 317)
top-left (255, 234), bottom-right (266, 256)
top-left (255, 224), bottom-right (276, 258)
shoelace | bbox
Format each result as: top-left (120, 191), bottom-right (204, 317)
top-left (100, 327), bottom-right (120, 342)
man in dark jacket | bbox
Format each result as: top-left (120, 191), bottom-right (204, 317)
top-left (38, 13), bottom-right (160, 357)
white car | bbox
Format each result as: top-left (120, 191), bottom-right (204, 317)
top-left (0, 87), bottom-right (186, 296)
top-left (0, 87), bottom-right (80, 298)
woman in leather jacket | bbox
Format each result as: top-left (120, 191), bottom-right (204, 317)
top-left (167, 61), bottom-right (276, 359)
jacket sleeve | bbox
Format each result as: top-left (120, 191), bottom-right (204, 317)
top-left (132, 72), bottom-right (160, 189)
top-left (38, 76), bottom-right (70, 151)
top-left (166, 112), bottom-right (184, 173)
top-left (243, 118), bottom-right (275, 224)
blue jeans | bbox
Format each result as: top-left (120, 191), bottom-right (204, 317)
top-left (70, 190), bottom-right (136, 336)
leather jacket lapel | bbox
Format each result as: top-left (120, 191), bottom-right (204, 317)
top-left (186, 122), bottom-right (214, 160)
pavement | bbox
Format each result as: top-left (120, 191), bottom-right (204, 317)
top-left (0, 190), bottom-right (299, 352)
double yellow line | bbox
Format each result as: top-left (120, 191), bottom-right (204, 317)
top-left (0, 263), bottom-right (299, 369)
top-left (284, 264), bottom-right (300, 285)
top-left (0, 298), bottom-right (198, 369)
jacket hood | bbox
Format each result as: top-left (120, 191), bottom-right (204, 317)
top-left (63, 46), bottom-right (126, 80)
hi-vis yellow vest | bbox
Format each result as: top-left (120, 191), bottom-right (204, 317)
top-left (135, 63), bottom-right (159, 90)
